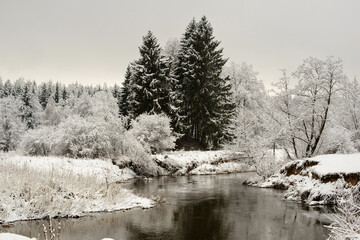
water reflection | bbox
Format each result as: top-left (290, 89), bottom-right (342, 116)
top-left (4, 173), bottom-right (331, 240)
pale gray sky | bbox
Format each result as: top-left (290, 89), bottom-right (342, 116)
top-left (0, 0), bottom-right (359, 89)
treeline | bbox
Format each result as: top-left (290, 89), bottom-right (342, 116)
top-left (1, 15), bottom-right (360, 162)
top-left (0, 16), bottom-right (234, 150)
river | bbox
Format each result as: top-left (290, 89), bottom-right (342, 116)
top-left (4, 173), bottom-right (332, 240)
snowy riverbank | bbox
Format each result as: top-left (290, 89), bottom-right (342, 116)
top-left (0, 233), bottom-right (114, 240)
top-left (0, 150), bottom-right (253, 224)
top-left (0, 153), bottom-right (153, 223)
top-left (245, 153), bottom-right (360, 205)
top-left (152, 150), bottom-right (255, 175)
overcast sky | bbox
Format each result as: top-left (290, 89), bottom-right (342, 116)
top-left (0, 0), bottom-right (359, 89)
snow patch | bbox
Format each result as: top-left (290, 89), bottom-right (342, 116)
top-left (0, 233), bottom-right (36, 240)
top-left (310, 153), bottom-right (360, 176)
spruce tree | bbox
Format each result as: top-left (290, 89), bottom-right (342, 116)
top-left (12, 78), bottom-right (25, 97)
top-left (3, 80), bottom-right (12, 97)
top-left (0, 78), bottom-right (3, 98)
top-left (62, 86), bottom-right (68, 101)
top-left (31, 81), bottom-right (37, 95)
top-left (119, 65), bottom-right (131, 116)
top-left (127, 31), bottom-right (174, 118)
top-left (39, 83), bottom-right (48, 109)
top-left (54, 82), bottom-right (60, 103)
top-left (112, 83), bottom-right (122, 116)
top-left (174, 19), bottom-right (197, 133)
top-left (21, 82), bottom-right (40, 129)
top-left (175, 17), bottom-right (235, 148)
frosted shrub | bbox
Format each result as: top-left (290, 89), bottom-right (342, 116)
top-left (57, 116), bottom-right (113, 158)
top-left (128, 113), bottom-right (177, 153)
top-left (351, 130), bottom-right (360, 152)
top-left (0, 96), bottom-right (26, 151)
top-left (120, 131), bottom-right (159, 176)
top-left (255, 154), bottom-right (279, 179)
top-left (20, 126), bottom-right (57, 156)
top-left (21, 116), bottom-right (126, 159)
top-left (320, 127), bottom-right (356, 154)
top-left (42, 99), bottom-right (62, 126)
top-left (73, 91), bottom-right (118, 120)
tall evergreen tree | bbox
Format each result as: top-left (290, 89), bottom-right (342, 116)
top-left (112, 83), bottom-right (122, 116)
top-left (119, 65), bottom-right (131, 116)
top-left (12, 78), bottom-right (25, 97)
top-left (0, 78), bottom-right (3, 98)
top-left (21, 82), bottom-right (40, 129)
top-left (127, 31), bottom-right (175, 118)
top-left (54, 82), bottom-right (60, 103)
top-left (31, 81), bottom-right (37, 95)
top-left (47, 81), bottom-right (53, 99)
top-left (39, 82), bottom-right (48, 109)
top-left (3, 80), bottom-right (12, 97)
top-left (62, 86), bottom-right (68, 102)
top-left (175, 17), bottom-right (235, 148)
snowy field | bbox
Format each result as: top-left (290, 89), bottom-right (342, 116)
top-left (246, 153), bottom-right (360, 205)
top-left (0, 153), bottom-right (153, 223)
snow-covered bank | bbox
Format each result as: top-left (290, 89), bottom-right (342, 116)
top-left (152, 150), bottom-right (255, 175)
top-left (0, 233), bottom-right (36, 240)
top-left (0, 154), bottom-right (154, 223)
top-left (0, 233), bottom-right (113, 240)
top-left (0, 150), bottom-right (253, 223)
top-left (245, 153), bottom-right (360, 205)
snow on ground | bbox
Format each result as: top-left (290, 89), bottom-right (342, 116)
top-left (2, 153), bottom-right (136, 183)
top-left (245, 153), bottom-right (360, 205)
top-left (153, 150), bottom-right (254, 175)
top-left (0, 153), bottom-right (153, 223)
top-left (0, 233), bottom-right (36, 240)
top-left (0, 233), bottom-right (114, 240)
top-left (310, 153), bottom-right (360, 176)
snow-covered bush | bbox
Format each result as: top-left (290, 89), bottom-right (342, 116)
top-left (21, 115), bottom-right (126, 159)
top-left (20, 125), bottom-right (57, 156)
top-left (128, 113), bottom-right (177, 153)
top-left (42, 98), bottom-right (62, 126)
top-left (254, 154), bottom-right (283, 179)
top-left (73, 91), bottom-right (118, 120)
top-left (351, 130), bottom-right (360, 152)
top-left (320, 127), bottom-right (357, 154)
top-left (55, 116), bottom-right (114, 158)
top-left (0, 96), bottom-right (26, 151)
top-left (120, 131), bottom-right (159, 176)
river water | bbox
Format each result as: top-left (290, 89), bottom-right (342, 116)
top-left (5, 173), bottom-right (332, 240)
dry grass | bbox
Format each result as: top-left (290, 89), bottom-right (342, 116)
top-left (326, 190), bottom-right (360, 240)
top-left (0, 153), bottom-right (153, 223)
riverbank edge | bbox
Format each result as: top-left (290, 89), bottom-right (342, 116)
top-left (243, 153), bottom-right (360, 206)
top-left (0, 204), bottom-right (154, 226)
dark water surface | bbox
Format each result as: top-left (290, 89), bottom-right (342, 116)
top-left (5, 173), bottom-right (332, 240)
